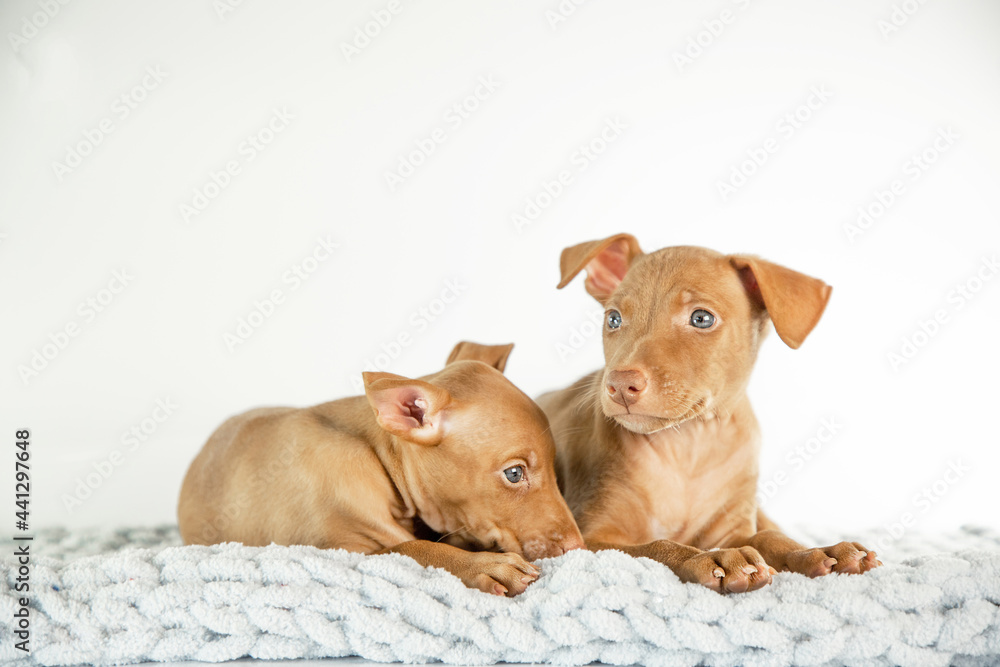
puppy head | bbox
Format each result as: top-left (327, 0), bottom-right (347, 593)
top-left (363, 342), bottom-right (583, 560)
top-left (558, 234), bottom-right (831, 434)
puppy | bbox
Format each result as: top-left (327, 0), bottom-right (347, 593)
top-left (538, 234), bottom-right (881, 593)
top-left (179, 341), bottom-right (584, 596)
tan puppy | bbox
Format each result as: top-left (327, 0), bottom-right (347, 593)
top-left (179, 341), bottom-right (584, 596)
top-left (538, 234), bottom-right (881, 594)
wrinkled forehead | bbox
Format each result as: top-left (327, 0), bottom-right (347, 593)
top-left (616, 246), bottom-right (746, 309)
top-left (438, 364), bottom-right (555, 447)
top-left (448, 406), bottom-right (556, 465)
top-left (437, 361), bottom-right (524, 402)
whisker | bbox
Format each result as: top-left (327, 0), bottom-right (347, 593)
top-left (435, 525), bottom-right (468, 542)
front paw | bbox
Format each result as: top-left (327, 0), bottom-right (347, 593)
top-left (461, 552), bottom-right (540, 597)
top-left (677, 547), bottom-right (775, 594)
top-left (784, 541), bottom-right (882, 577)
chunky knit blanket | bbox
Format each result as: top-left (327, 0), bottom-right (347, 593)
top-left (2, 525), bottom-right (999, 666)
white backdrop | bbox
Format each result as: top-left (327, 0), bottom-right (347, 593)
top-left (2, 0), bottom-right (998, 551)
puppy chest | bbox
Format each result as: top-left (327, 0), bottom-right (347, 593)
top-left (631, 446), bottom-right (756, 546)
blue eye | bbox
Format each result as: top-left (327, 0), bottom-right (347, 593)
top-left (504, 466), bottom-right (524, 483)
top-left (607, 310), bottom-right (622, 330)
top-left (690, 309), bottom-right (716, 329)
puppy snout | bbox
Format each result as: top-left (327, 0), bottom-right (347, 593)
top-left (561, 534), bottom-right (586, 553)
top-left (526, 533), bottom-right (586, 559)
top-left (606, 369), bottom-right (647, 407)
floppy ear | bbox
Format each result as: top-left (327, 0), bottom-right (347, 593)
top-left (557, 233), bottom-right (643, 303)
top-left (445, 341), bottom-right (514, 373)
top-left (728, 255), bottom-right (832, 349)
top-left (363, 372), bottom-right (452, 445)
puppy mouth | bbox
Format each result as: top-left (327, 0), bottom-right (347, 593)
top-left (606, 399), bottom-right (706, 434)
top-left (446, 535), bottom-right (504, 554)
top-left (472, 529), bottom-right (522, 556)
top-left (438, 524), bottom-right (499, 553)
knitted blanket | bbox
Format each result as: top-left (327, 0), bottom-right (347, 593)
top-left (2, 525), bottom-right (999, 666)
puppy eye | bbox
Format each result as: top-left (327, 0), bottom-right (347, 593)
top-left (606, 310), bottom-right (622, 330)
top-left (503, 466), bottom-right (524, 483)
top-left (690, 309), bottom-right (716, 329)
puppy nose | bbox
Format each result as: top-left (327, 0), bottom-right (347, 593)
top-left (561, 534), bottom-right (586, 553)
top-left (606, 369), bottom-right (647, 407)
top-left (540, 534), bottom-right (585, 558)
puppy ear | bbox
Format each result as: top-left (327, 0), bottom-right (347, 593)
top-left (363, 372), bottom-right (452, 445)
top-left (557, 233), bottom-right (643, 303)
top-left (445, 341), bottom-right (514, 373)
top-left (728, 255), bottom-right (832, 349)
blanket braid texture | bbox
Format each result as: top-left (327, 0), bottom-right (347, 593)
top-left (2, 525), bottom-right (1000, 666)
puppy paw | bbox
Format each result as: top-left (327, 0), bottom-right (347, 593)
top-left (677, 547), bottom-right (775, 594)
top-left (464, 552), bottom-right (540, 597)
top-left (784, 541), bottom-right (882, 577)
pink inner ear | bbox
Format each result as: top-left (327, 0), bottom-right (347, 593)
top-left (403, 397), bottom-right (427, 426)
top-left (373, 387), bottom-right (431, 431)
top-left (587, 240), bottom-right (632, 294)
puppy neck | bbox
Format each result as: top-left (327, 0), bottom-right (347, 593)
top-left (368, 426), bottom-right (456, 537)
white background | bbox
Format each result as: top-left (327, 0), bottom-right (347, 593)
top-left (1, 0), bottom-right (998, 546)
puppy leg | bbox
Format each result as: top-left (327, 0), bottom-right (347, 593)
top-left (588, 539), bottom-right (774, 594)
top-left (377, 540), bottom-right (540, 596)
top-left (738, 511), bottom-right (882, 576)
